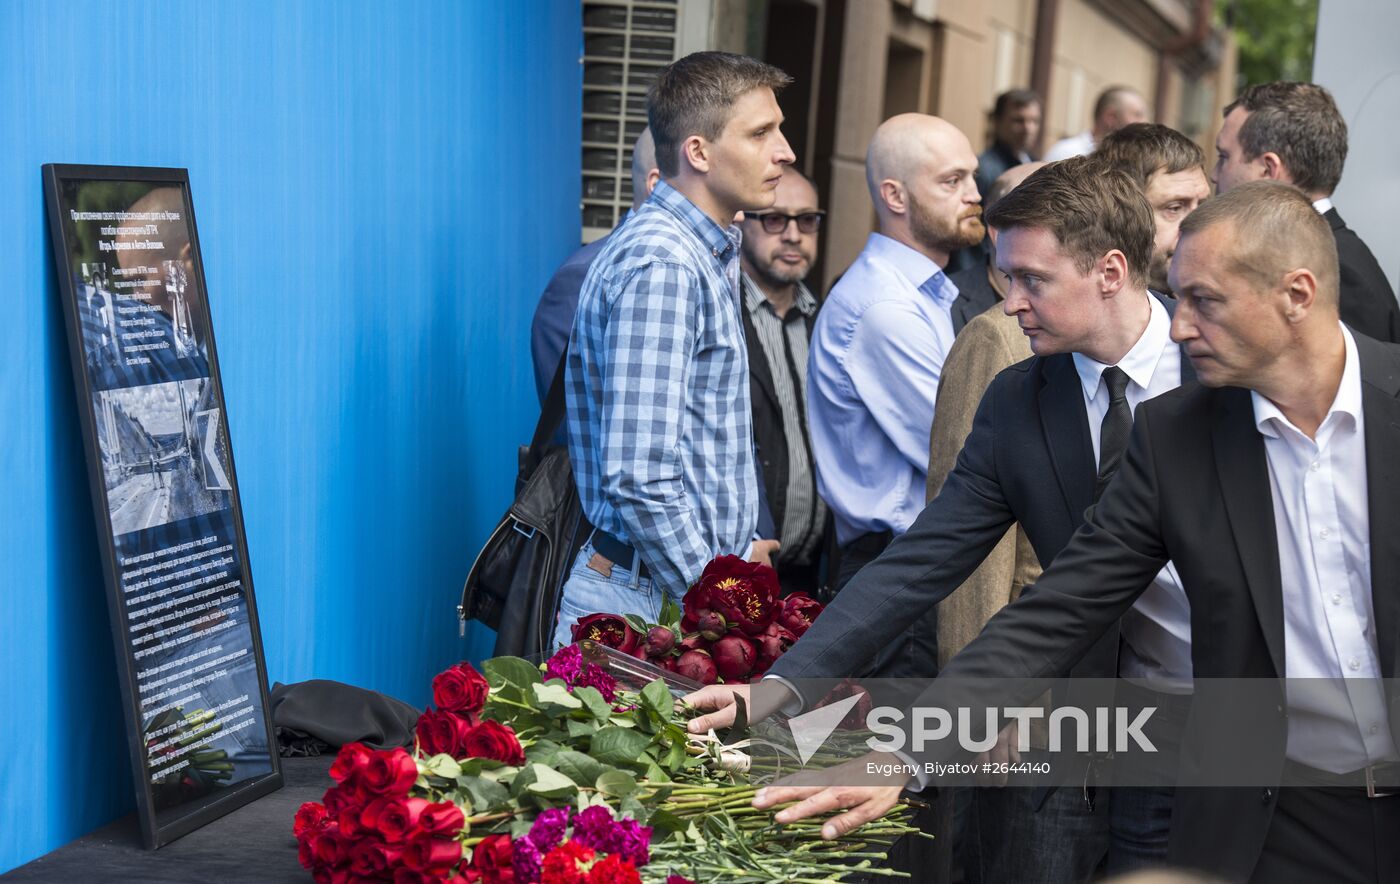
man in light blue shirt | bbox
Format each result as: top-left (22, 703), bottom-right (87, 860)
top-left (808, 114), bottom-right (985, 597)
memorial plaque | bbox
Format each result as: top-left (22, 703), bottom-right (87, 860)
top-left (43, 165), bottom-right (281, 848)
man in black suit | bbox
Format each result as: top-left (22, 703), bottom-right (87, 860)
top-left (731, 182), bottom-right (1400, 883)
top-left (1213, 81), bottom-right (1398, 342)
top-left (691, 156), bottom-right (1198, 880)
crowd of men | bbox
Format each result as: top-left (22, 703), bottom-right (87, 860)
top-left (527, 50), bottom-right (1400, 884)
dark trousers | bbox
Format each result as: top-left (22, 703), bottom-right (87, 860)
top-left (1250, 786), bottom-right (1400, 883)
top-left (835, 531), bottom-right (938, 679)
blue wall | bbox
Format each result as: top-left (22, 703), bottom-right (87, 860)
top-left (0, 1), bottom-right (581, 871)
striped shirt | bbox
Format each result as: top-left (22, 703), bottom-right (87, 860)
top-left (566, 180), bottom-right (759, 597)
top-left (741, 273), bottom-right (826, 565)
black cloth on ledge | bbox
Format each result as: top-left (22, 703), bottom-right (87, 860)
top-left (270, 679), bottom-right (419, 755)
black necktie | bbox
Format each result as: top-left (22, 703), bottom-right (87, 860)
top-left (1095, 366), bottom-right (1133, 501)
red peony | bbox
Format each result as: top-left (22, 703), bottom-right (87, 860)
top-left (469, 833), bottom-right (515, 882)
top-left (778, 593), bottom-right (823, 636)
top-left (678, 633), bottom-right (710, 653)
top-left (571, 613), bottom-right (641, 654)
top-left (695, 610), bottom-right (726, 642)
top-left (541, 840), bottom-right (595, 884)
top-left (417, 708), bottom-right (474, 757)
top-left (361, 796), bottom-right (429, 843)
top-left (362, 747), bottom-right (420, 797)
top-left (680, 582), bottom-right (711, 633)
top-left (675, 650), bottom-right (718, 685)
top-left (586, 853), bottom-right (642, 884)
top-left (698, 555), bottom-right (781, 636)
top-left (433, 662), bottom-right (491, 716)
top-left (644, 625), bottom-right (676, 657)
top-left (754, 622), bottom-right (798, 672)
top-left (710, 634), bottom-right (757, 681)
top-left (463, 719), bottom-right (526, 766)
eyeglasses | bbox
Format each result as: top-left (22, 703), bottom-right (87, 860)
top-left (744, 211), bottom-right (825, 234)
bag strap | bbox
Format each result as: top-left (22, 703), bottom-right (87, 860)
top-left (528, 353), bottom-right (569, 457)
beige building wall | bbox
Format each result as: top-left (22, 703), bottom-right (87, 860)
top-left (1047, 0), bottom-right (1159, 143)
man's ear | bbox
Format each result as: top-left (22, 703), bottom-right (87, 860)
top-left (879, 180), bottom-right (907, 216)
top-left (645, 169), bottom-right (661, 195)
top-left (1259, 152), bottom-right (1290, 184)
top-left (681, 135), bottom-right (711, 174)
top-left (1282, 267), bottom-right (1319, 321)
top-left (1098, 249), bottom-right (1130, 295)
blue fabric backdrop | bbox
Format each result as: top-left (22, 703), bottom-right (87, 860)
top-left (0, 1), bottom-right (580, 871)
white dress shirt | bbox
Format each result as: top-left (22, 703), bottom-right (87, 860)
top-left (1042, 131), bottom-right (1096, 162)
top-left (1071, 294), bottom-right (1193, 690)
top-left (1252, 325), bottom-right (1397, 772)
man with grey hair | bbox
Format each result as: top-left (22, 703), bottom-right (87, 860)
top-left (1213, 81), bottom-right (1399, 342)
top-left (554, 52), bottom-right (792, 647)
top-left (1043, 85), bottom-right (1149, 161)
top-left (529, 129), bottom-right (658, 402)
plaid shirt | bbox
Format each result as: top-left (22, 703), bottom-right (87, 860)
top-left (566, 180), bottom-right (758, 597)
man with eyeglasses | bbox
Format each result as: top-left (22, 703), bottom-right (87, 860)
top-left (738, 168), bottom-right (829, 595)
top-left (806, 115), bottom-right (988, 675)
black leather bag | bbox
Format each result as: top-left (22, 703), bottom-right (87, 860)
top-left (458, 357), bottom-right (588, 657)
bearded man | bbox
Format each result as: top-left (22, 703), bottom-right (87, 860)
top-left (806, 114), bottom-right (984, 669)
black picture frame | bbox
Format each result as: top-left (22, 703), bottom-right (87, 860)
top-left (42, 164), bottom-right (282, 849)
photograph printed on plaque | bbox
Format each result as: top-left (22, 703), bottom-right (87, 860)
top-left (44, 166), bottom-right (280, 847)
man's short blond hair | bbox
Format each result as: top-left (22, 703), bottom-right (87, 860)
top-left (1178, 180), bottom-right (1339, 306)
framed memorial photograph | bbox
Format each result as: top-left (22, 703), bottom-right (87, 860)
top-left (42, 164), bottom-right (282, 848)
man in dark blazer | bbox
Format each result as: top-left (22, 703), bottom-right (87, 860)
top-left (529, 129), bottom-right (659, 402)
top-left (742, 183), bottom-right (1400, 883)
top-left (691, 156), bottom-right (1199, 880)
top-left (1213, 81), bottom-right (1399, 342)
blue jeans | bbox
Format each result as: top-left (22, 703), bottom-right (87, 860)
top-left (551, 540), bottom-right (664, 649)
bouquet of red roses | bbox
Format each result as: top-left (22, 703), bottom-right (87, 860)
top-left (570, 555), bottom-right (823, 684)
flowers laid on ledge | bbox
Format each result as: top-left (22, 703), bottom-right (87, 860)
top-left (294, 639), bottom-right (920, 882)
top-left (570, 556), bottom-right (824, 684)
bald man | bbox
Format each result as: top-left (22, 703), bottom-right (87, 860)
top-left (807, 113), bottom-right (983, 664)
top-left (1043, 85), bottom-right (1150, 162)
top-left (529, 129), bottom-right (659, 402)
top-left (739, 168), bottom-right (830, 594)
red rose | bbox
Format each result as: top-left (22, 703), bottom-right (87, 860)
top-left (541, 840), bottom-right (595, 884)
top-left (469, 833), bottom-right (515, 882)
top-left (396, 869), bottom-right (452, 884)
top-left (754, 622), bottom-right (798, 671)
top-left (417, 708), bottom-right (474, 757)
top-left (310, 828), bottom-right (350, 868)
top-left (571, 613), bottom-right (640, 654)
top-left (403, 832), bottom-right (464, 876)
top-left (699, 555), bottom-right (781, 635)
top-left (294, 801), bottom-right (332, 839)
top-left (328, 742), bottom-right (373, 786)
top-left (361, 795), bottom-right (429, 843)
top-left (362, 747), bottom-right (420, 797)
top-left (350, 838), bottom-right (405, 878)
top-left (778, 593), bottom-right (823, 636)
top-left (463, 720), bottom-right (526, 766)
top-left (710, 634), bottom-right (757, 681)
top-left (587, 853), bottom-right (642, 884)
top-left (419, 801), bottom-right (466, 836)
top-left (433, 662), bottom-right (491, 716)
top-left (675, 650), bottom-right (718, 685)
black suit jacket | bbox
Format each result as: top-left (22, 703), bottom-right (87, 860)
top-left (1327, 207), bottom-right (1400, 343)
top-left (946, 263), bottom-right (1001, 334)
top-left (890, 331), bottom-right (1400, 880)
top-left (773, 296), bottom-right (1193, 685)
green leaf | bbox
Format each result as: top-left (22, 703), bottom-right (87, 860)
top-left (566, 719), bottom-right (599, 739)
top-left (421, 754), bottom-right (462, 779)
top-left (640, 678), bottom-right (672, 716)
top-left (552, 749), bottom-right (605, 787)
top-left (621, 613), bottom-right (651, 635)
top-left (525, 763), bottom-right (579, 798)
top-left (532, 682), bottom-right (583, 711)
top-left (646, 809), bottom-right (687, 835)
top-left (572, 686), bottom-right (613, 723)
top-left (589, 726), bottom-right (651, 765)
top-left (483, 656), bottom-right (542, 690)
top-left (458, 775), bottom-right (510, 812)
top-left (595, 769), bottom-right (640, 798)
top-left (659, 596), bottom-right (682, 628)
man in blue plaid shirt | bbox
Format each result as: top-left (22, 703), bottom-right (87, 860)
top-left (554, 52), bottom-right (796, 647)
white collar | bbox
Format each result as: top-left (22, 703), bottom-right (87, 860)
top-left (1312, 197), bottom-right (1335, 215)
top-left (1072, 294), bottom-right (1171, 401)
top-left (1252, 324), bottom-right (1361, 440)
